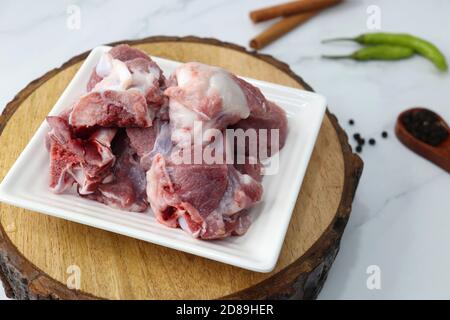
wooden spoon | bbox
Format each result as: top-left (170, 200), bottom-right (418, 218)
top-left (395, 107), bottom-right (450, 173)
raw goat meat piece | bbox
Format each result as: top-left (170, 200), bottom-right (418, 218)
top-left (143, 62), bottom-right (270, 239)
top-left (76, 45), bottom-right (168, 129)
top-left (46, 116), bottom-right (116, 194)
top-left (87, 44), bottom-right (151, 91)
top-left (146, 150), bottom-right (263, 239)
top-left (83, 132), bottom-right (148, 212)
top-left (87, 45), bottom-right (167, 108)
top-left (231, 100), bottom-right (288, 158)
top-left (165, 62), bottom-right (268, 147)
top-left (69, 90), bottom-right (151, 128)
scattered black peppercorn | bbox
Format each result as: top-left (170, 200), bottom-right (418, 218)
top-left (349, 119), bottom-right (390, 153)
top-left (401, 109), bottom-right (448, 146)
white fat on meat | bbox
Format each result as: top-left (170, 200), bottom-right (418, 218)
top-left (174, 62), bottom-right (249, 118)
top-left (209, 72), bottom-right (249, 118)
top-left (166, 62), bottom-right (250, 146)
top-left (130, 65), bottom-right (160, 93)
top-left (168, 100), bottom-right (202, 146)
top-left (94, 53), bottom-right (132, 91)
top-left (93, 53), bottom-right (157, 95)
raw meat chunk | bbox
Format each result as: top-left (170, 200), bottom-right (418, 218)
top-left (69, 90), bottom-right (151, 128)
top-left (165, 62), bottom-right (268, 147)
top-left (82, 45), bottom-right (167, 130)
top-left (46, 116), bottom-right (116, 194)
top-left (87, 45), bottom-right (167, 109)
top-left (83, 132), bottom-right (148, 212)
top-left (87, 44), bottom-right (152, 92)
top-left (146, 151), bottom-right (263, 239)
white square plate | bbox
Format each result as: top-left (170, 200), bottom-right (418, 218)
top-left (0, 46), bottom-right (326, 272)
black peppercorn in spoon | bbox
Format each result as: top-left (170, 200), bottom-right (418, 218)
top-left (395, 107), bottom-right (450, 173)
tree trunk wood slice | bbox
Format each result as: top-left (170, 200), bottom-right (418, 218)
top-left (0, 36), bottom-right (363, 300)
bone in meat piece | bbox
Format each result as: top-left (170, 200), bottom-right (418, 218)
top-left (165, 62), bottom-right (269, 147)
top-left (87, 44), bottom-right (152, 91)
top-left (82, 132), bottom-right (148, 212)
top-left (69, 90), bottom-right (151, 128)
top-left (87, 45), bottom-right (167, 109)
top-left (146, 149), bottom-right (263, 239)
top-left (46, 116), bottom-right (116, 194)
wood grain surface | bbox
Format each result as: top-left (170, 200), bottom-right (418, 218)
top-left (0, 36), bottom-right (363, 300)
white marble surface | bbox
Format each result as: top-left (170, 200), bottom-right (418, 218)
top-left (1, 0), bottom-right (449, 300)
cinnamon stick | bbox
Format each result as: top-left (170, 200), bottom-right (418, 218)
top-left (250, 0), bottom-right (342, 23)
top-left (250, 11), bottom-right (318, 50)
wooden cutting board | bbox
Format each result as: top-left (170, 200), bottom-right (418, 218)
top-left (0, 36), bottom-right (362, 300)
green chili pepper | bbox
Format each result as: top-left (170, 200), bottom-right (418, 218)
top-left (323, 45), bottom-right (415, 61)
top-left (322, 32), bottom-right (448, 71)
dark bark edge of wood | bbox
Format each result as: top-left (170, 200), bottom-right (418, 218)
top-left (0, 36), bottom-right (363, 300)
